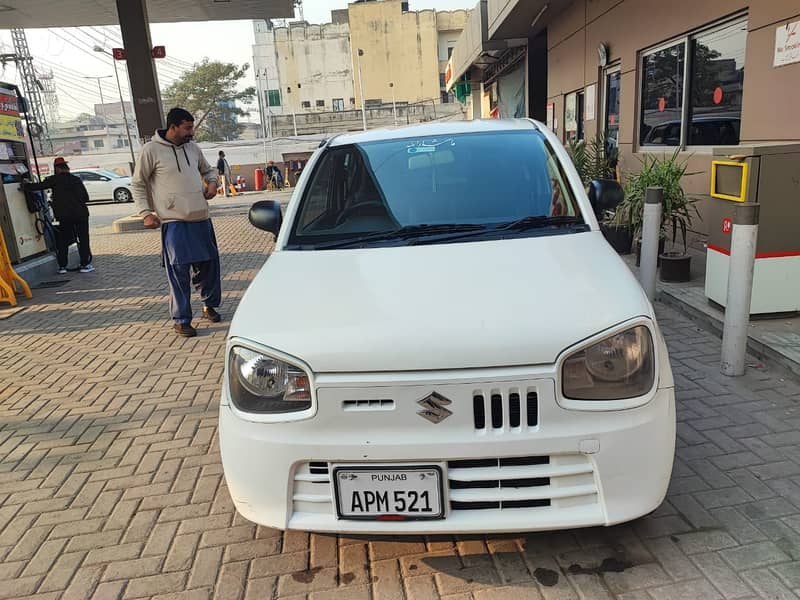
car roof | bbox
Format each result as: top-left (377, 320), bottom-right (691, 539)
top-left (327, 118), bottom-right (540, 147)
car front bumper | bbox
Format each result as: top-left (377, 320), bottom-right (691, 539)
top-left (219, 367), bottom-right (675, 535)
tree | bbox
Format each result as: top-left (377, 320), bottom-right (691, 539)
top-left (162, 60), bottom-right (256, 142)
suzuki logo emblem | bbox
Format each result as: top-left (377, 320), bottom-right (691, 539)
top-left (417, 392), bottom-right (453, 424)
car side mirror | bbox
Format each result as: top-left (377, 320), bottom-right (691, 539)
top-left (587, 179), bottom-right (624, 218)
top-left (249, 200), bottom-right (283, 235)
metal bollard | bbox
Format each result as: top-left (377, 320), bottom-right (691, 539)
top-left (721, 202), bottom-right (760, 377)
top-left (639, 187), bottom-right (663, 301)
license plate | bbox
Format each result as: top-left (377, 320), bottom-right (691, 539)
top-left (333, 465), bottom-right (444, 520)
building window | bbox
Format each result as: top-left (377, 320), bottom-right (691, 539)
top-left (688, 20), bottom-right (746, 145)
top-left (80, 140), bottom-right (89, 149)
top-left (439, 73), bottom-right (446, 88)
top-left (267, 89), bottom-right (281, 107)
top-left (301, 101), bottom-right (311, 109)
top-left (93, 140), bottom-right (104, 148)
top-left (639, 16), bottom-right (746, 147)
top-left (604, 67), bottom-right (621, 148)
top-left (447, 47), bottom-right (454, 58)
top-left (565, 90), bottom-right (585, 141)
top-left (316, 99), bottom-right (325, 108)
top-left (332, 98), bottom-right (345, 112)
top-left (440, 91), bottom-right (453, 104)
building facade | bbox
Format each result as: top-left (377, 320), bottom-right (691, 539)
top-left (447, 0), bottom-right (800, 236)
top-left (252, 0), bottom-right (468, 122)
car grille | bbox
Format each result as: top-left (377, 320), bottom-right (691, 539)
top-left (292, 461), bottom-right (332, 515)
top-left (473, 389), bottom-right (538, 430)
top-left (291, 454), bottom-right (597, 517)
top-left (447, 454), bottom-right (597, 511)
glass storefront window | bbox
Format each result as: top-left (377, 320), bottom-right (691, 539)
top-left (638, 16), bottom-right (747, 148)
top-left (688, 20), bottom-right (747, 145)
top-left (639, 42), bottom-right (685, 146)
top-left (605, 69), bottom-right (621, 148)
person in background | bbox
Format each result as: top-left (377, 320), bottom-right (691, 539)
top-left (131, 107), bottom-right (221, 338)
top-left (217, 150), bottom-right (232, 197)
top-left (24, 156), bottom-right (94, 274)
top-left (265, 160), bottom-right (283, 190)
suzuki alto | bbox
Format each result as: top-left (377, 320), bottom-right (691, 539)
top-left (219, 119), bottom-right (676, 534)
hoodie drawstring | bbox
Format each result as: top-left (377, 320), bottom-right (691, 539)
top-left (183, 147), bottom-right (191, 168)
top-left (171, 146), bottom-right (182, 173)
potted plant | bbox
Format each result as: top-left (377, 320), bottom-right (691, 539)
top-left (566, 133), bottom-right (631, 254)
top-left (614, 149), bottom-right (700, 280)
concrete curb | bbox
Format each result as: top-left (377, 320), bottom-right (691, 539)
top-left (658, 287), bottom-right (800, 379)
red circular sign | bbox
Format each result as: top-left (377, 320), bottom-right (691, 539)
top-left (722, 218), bottom-right (732, 234)
top-left (713, 87), bottom-right (723, 105)
top-left (658, 97), bottom-right (666, 112)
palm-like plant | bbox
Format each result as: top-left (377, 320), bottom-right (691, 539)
top-left (614, 149), bottom-right (701, 253)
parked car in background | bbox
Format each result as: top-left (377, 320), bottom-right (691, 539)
top-left (219, 119), bottom-right (677, 535)
top-left (72, 169), bottom-right (134, 203)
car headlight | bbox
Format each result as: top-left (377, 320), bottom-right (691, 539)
top-left (562, 326), bottom-right (655, 400)
top-left (228, 346), bottom-right (312, 413)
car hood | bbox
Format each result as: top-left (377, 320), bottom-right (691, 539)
top-left (229, 231), bottom-right (653, 372)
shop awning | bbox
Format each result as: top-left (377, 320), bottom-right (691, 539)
top-left (0, 0), bottom-right (293, 27)
top-left (446, 0), bottom-right (525, 93)
top-left (487, 0), bottom-right (574, 40)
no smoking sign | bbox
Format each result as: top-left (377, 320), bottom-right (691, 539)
top-left (722, 217), bottom-right (732, 234)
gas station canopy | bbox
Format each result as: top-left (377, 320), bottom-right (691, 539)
top-left (0, 0), bottom-right (294, 28)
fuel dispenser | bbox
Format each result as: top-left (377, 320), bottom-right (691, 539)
top-left (705, 144), bottom-right (800, 314)
top-left (0, 81), bottom-right (48, 264)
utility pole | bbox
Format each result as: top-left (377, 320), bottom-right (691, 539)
top-left (84, 76), bottom-right (112, 137)
top-left (93, 46), bottom-right (137, 169)
top-left (286, 86), bottom-right (298, 137)
top-left (389, 82), bottom-right (397, 126)
top-left (356, 48), bottom-right (367, 131)
top-left (10, 28), bottom-right (53, 155)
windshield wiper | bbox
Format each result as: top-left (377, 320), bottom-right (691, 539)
top-left (311, 223), bottom-right (489, 249)
top-left (498, 215), bottom-right (587, 231)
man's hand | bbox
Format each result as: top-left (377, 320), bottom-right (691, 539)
top-left (142, 213), bottom-right (161, 229)
top-left (204, 181), bottom-right (218, 200)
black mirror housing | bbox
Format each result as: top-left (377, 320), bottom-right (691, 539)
top-left (588, 179), bottom-right (624, 218)
top-left (249, 200), bottom-right (283, 236)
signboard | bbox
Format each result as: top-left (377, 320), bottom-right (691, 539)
top-left (546, 102), bottom-right (555, 131)
top-left (774, 20), bottom-right (800, 67)
top-left (112, 48), bottom-right (126, 60)
top-left (0, 86), bottom-right (24, 142)
top-left (585, 84), bottom-right (596, 121)
top-left (151, 46), bottom-right (166, 59)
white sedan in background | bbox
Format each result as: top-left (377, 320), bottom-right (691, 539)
top-left (72, 169), bottom-right (134, 203)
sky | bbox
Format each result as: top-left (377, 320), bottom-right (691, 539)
top-left (0, 0), bottom-right (473, 122)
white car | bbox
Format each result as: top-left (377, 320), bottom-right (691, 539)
top-left (72, 169), bottom-right (134, 203)
top-left (220, 119), bottom-right (676, 534)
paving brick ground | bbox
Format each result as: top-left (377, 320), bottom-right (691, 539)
top-left (2, 209), bottom-right (800, 599)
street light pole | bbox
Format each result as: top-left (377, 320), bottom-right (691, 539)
top-left (93, 46), bottom-right (136, 170)
top-left (356, 48), bottom-right (367, 131)
top-left (287, 86), bottom-right (297, 137)
top-left (389, 82), bottom-right (397, 126)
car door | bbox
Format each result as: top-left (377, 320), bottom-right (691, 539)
top-left (78, 172), bottom-right (109, 201)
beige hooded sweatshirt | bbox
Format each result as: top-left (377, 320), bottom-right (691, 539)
top-left (131, 129), bottom-right (218, 223)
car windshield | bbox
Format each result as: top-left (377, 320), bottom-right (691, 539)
top-left (97, 170), bottom-right (124, 178)
top-left (288, 130), bottom-right (584, 249)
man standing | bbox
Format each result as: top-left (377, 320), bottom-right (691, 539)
top-left (25, 157), bottom-right (94, 274)
top-left (131, 107), bottom-right (221, 338)
top-left (217, 150), bottom-right (232, 197)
